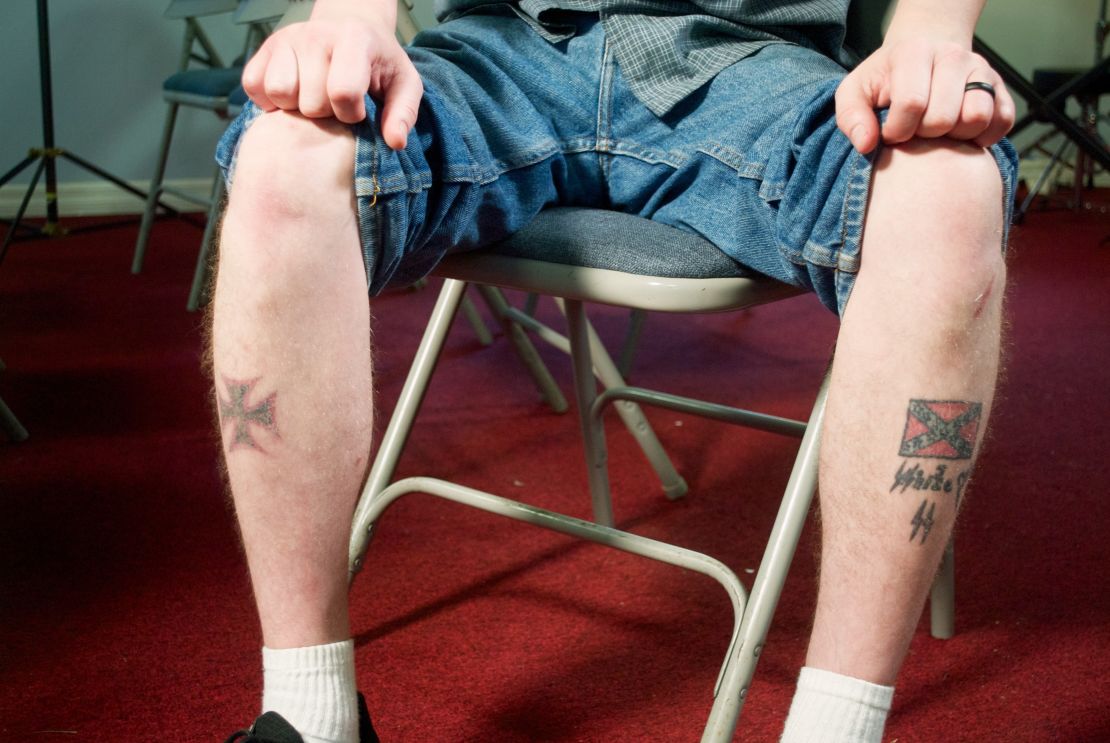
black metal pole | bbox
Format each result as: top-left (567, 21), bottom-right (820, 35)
top-left (1, 0), bottom-right (180, 253)
top-left (1009, 55), bottom-right (1110, 136)
top-left (974, 36), bottom-right (1110, 170)
top-left (36, 0), bottom-right (60, 227)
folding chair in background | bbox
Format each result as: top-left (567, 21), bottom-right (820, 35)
top-left (130, 0), bottom-right (270, 278)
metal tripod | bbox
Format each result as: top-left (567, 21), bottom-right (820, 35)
top-left (0, 0), bottom-right (176, 268)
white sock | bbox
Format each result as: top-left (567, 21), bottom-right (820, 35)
top-left (780, 666), bottom-right (894, 743)
top-left (261, 639), bottom-right (359, 743)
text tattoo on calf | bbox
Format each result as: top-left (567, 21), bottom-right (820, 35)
top-left (219, 377), bottom-right (278, 452)
top-left (894, 400), bottom-right (982, 545)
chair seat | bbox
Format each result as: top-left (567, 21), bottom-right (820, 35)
top-left (163, 67), bottom-right (243, 108)
top-left (435, 208), bottom-right (803, 313)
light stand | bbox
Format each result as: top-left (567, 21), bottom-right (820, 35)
top-left (0, 0), bottom-right (178, 267)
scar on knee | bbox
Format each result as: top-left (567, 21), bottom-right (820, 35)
top-left (972, 280), bottom-right (994, 319)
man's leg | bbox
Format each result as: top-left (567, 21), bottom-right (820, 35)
top-left (213, 110), bottom-right (370, 743)
top-left (783, 138), bottom-right (1006, 741)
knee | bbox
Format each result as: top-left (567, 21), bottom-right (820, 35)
top-left (864, 137), bottom-right (1007, 319)
top-left (226, 110), bottom-right (356, 226)
top-left (218, 111), bottom-right (358, 291)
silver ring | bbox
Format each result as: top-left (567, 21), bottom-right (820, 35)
top-left (964, 81), bottom-right (996, 99)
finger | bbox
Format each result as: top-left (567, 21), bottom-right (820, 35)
top-left (915, 50), bottom-right (971, 139)
top-left (379, 58), bottom-right (424, 150)
top-left (949, 69), bottom-right (997, 141)
top-left (294, 37), bottom-right (332, 118)
top-left (835, 73), bottom-right (882, 154)
top-left (264, 42), bottom-right (300, 111)
top-left (882, 42), bottom-right (933, 144)
top-left (242, 44), bottom-right (277, 111)
top-left (973, 72), bottom-right (1015, 148)
top-left (326, 31), bottom-right (372, 124)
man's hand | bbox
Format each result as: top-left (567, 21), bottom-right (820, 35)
top-left (241, 0), bottom-right (422, 150)
top-left (836, 29), bottom-right (1014, 155)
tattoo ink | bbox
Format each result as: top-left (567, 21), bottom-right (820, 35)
top-left (218, 376), bottom-right (278, 452)
top-left (909, 499), bottom-right (936, 544)
top-left (898, 400), bottom-right (982, 460)
top-left (890, 462), bottom-right (958, 494)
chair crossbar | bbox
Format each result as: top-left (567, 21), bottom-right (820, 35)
top-left (591, 386), bottom-right (808, 439)
top-left (362, 475), bottom-right (750, 742)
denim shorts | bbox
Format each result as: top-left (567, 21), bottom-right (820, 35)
top-left (215, 12), bottom-right (1018, 315)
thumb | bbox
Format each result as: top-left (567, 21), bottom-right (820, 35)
top-left (835, 74), bottom-right (881, 154)
top-left (380, 60), bottom-right (423, 151)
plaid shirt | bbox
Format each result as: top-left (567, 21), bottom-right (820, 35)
top-left (436, 1), bottom-right (851, 115)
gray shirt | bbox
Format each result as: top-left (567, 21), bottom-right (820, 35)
top-left (435, 1), bottom-right (851, 116)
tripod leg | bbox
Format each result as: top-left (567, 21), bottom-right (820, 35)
top-left (1, 159), bottom-right (47, 267)
top-left (62, 151), bottom-right (158, 206)
top-left (0, 154), bottom-right (39, 189)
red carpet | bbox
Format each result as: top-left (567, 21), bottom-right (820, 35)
top-left (1, 208), bottom-right (1108, 741)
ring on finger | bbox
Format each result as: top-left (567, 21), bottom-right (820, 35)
top-left (963, 81), bottom-right (996, 99)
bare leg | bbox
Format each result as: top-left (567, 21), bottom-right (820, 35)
top-left (807, 138), bottom-right (1006, 683)
top-left (212, 110), bottom-right (370, 651)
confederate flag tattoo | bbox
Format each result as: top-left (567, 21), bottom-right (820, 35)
top-left (897, 399), bottom-right (981, 460)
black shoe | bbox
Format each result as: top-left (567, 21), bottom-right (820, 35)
top-left (356, 692), bottom-right (381, 743)
top-left (224, 692), bottom-right (381, 743)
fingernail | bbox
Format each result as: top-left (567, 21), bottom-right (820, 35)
top-left (850, 124), bottom-right (866, 150)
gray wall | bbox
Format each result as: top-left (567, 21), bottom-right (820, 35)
top-left (1, 1), bottom-right (249, 194)
top-left (0, 1), bottom-right (1099, 208)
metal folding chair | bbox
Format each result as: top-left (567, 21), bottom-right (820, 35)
top-left (347, 208), bottom-right (956, 741)
top-left (131, 0), bottom-right (269, 277)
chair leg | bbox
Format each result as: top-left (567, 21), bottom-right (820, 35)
top-left (187, 171), bottom-right (225, 312)
top-left (705, 370), bottom-right (830, 739)
top-left (132, 101), bottom-right (181, 274)
top-left (929, 539), bottom-right (956, 639)
top-left (474, 285), bottom-right (567, 413)
top-left (410, 279), bottom-right (494, 345)
top-left (348, 277), bottom-right (470, 576)
top-left (1, 394), bottom-right (29, 442)
top-left (557, 298), bottom-right (687, 503)
top-left (565, 299), bottom-right (616, 525)
top-left (459, 292), bottom-right (493, 346)
top-left (1016, 135), bottom-right (1071, 222)
top-left (617, 309), bottom-right (646, 379)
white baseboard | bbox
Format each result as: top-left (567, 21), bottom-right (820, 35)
top-left (0, 177), bottom-right (217, 219)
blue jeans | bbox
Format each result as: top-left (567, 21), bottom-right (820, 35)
top-left (216, 12), bottom-right (1018, 315)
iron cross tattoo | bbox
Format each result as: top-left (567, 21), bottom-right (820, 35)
top-left (218, 376), bottom-right (278, 453)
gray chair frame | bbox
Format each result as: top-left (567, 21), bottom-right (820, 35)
top-left (132, 1), bottom-right (269, 279)
top-left (1, 357), bottom-right (29, 443)
top-left (346, 209), bottom-right (955, 741)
